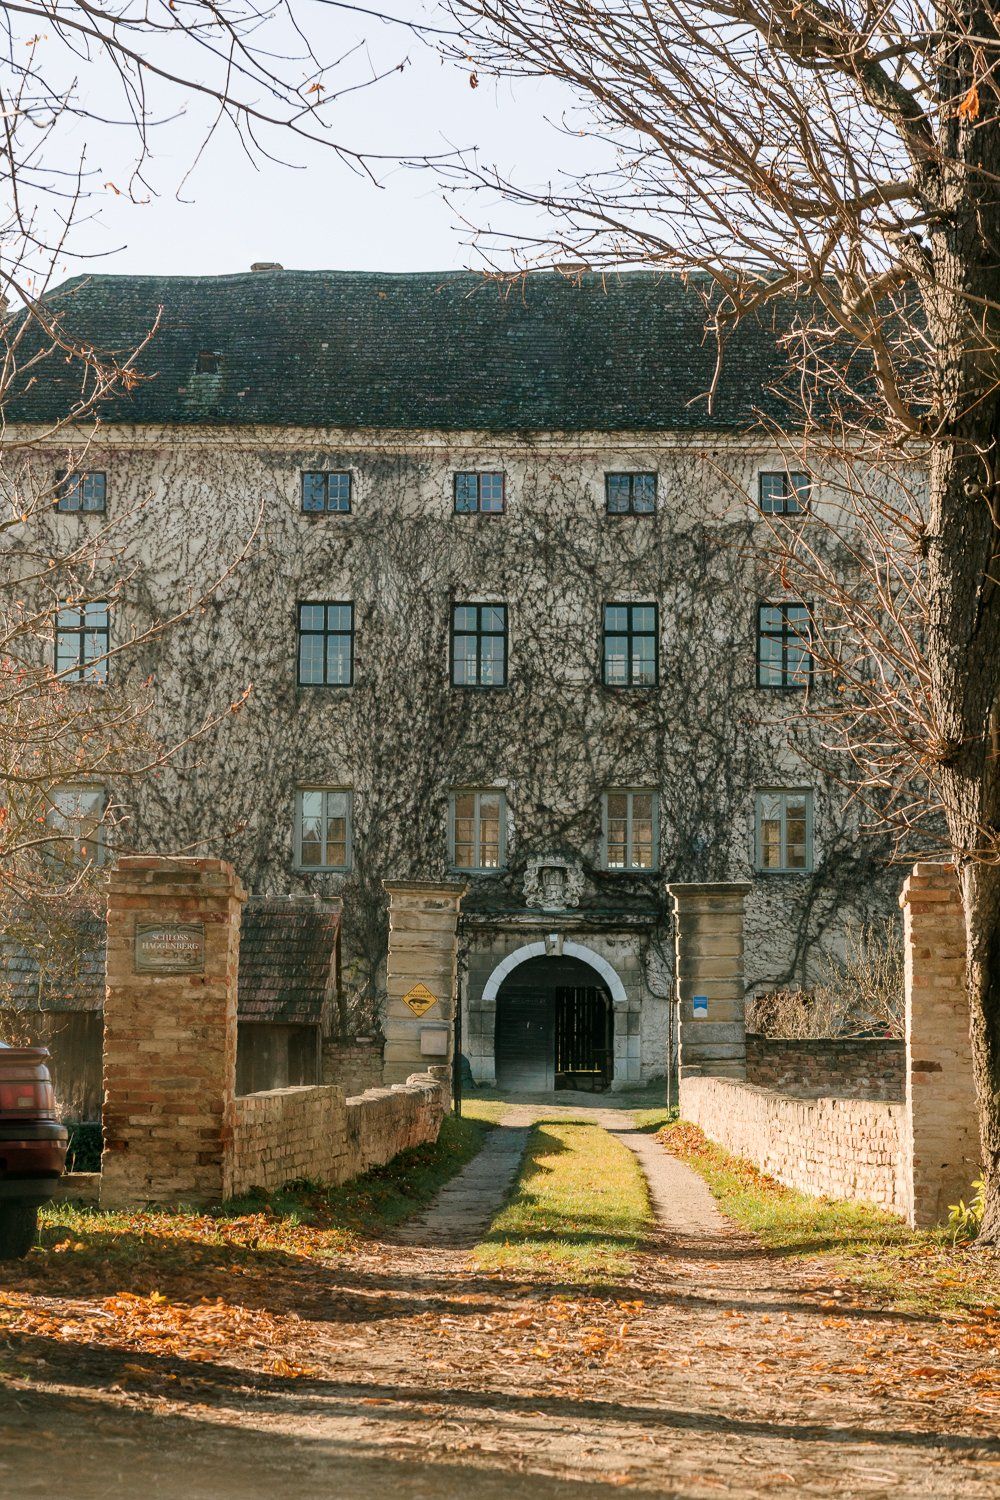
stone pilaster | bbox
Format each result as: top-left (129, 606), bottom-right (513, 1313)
top-left (667, 882), bottom-right (751, 1079)
top-left (101, 856), bottom-right (245, 1209)
top-left (900, 863), bottom-right (980, 1227)
top-left (382, 880), bottom-right (465, 1089)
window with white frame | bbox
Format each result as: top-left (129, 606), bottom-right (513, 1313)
top-left (295, 788), bottom-right (352, 871)
top-left (602, 788), bottom-right (658, 870)
top-left (47, 786), bottom-right (107, 867)
top-left (449, 789), bottom-right (506, 871)
top-left (55, 601), bottom-right (109, 683)
top-left (755, 790), bottom-right (813, 872)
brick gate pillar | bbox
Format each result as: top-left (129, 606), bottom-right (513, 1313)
top-left (382, 881), bottom-right (465, 1090)
top-left (900, 863), bottom-right (980, 1226)
top-left (101, 856), bottom-right (245, 1209)
top-left (667, 882), bottom-right (751, 1079)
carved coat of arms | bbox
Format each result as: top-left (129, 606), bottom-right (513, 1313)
top-left (523, 855), bottom-right (585, 912)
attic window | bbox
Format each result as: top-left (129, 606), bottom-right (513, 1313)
top-left (196, 350), bottom-right (222, 375)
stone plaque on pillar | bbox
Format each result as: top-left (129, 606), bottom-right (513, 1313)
top-left (102, 857), bottom-right (245, 1210)
top-left (134, 921), bottom-right (206, 974)
top-left (383, 880), bottom-right (465, 1090)
top-left (667, 882), bottom-right (750, 1079)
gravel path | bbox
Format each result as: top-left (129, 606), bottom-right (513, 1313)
top-left (395, 1108), bottom-right (532, 1248)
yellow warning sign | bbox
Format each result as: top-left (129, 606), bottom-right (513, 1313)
top-left (401, 982), bottom-right (438, 1017)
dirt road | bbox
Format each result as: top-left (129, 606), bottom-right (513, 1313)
top-left (1, 1100), bottom-right (997, 1499)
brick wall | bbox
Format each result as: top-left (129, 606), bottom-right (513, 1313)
top-left (227, 1073), bottom-right (445, 1198)
top-left (901, 865), bottom-right (981, 1226)
top-left (101, 856), bottom-right (448, 1209)
top-left (102, 857), bottom-right (244, 1209)
top-left (322, 1037), bottom-right (384, 1096)
top-left (746, 1035), bottom-right (905, 1101)
top-left (680, 1075), bottom-right (907, 1215)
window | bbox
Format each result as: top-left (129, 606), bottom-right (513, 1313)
top-left (454, 471), bottom-right (505, 514)
top-left (55, 601), bottom-right (109, 683)
top-left (755, 790), bottom-right (813, 872)
top-left (196, 350), bottom-right (222, 374)
top-left (757, 603), bottom-right (812, 688)
top-left (56, 471), bottom-right (106, 514)
top-left (602, 602), bottom-right (658, 686)
top-left (603, 789), bottom-right (658, 871)
top-left (758, 470), bottom-right (810, 515)
top-left (47, 787), bottom-right (106, 867)
top-left (605, 472), bottom-right (657, 515)
top-left (450, 603), bottom-right (507, 687)
top-left (449, 789), bottom-right (506, 871)
top-left (297, 602), bottom-right (354, 686)
top-left (302, 471), bottom-right (352, 514)
top-left (295, 788), bottom-right (352, 871)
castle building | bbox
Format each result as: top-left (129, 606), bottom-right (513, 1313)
top-left (11, 269), bottom-right (898, 1092)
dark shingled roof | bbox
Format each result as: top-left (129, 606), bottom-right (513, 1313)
top-left (237, 897), bottom-right (340, 1027)
top-left (0, 912), bottom-right (106, 1014)
top-left (9, 269), bottom-right (803, 432)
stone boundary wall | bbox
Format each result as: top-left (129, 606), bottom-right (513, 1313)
top-left (322, 1037), bottom-right (385, 1096)
top-left (227, 1074), bottom-right (444, 1198)
top-left (746, 1035), bottom-right (905, 1101)
top-left (680, 1075), bottom-right (907, 1215)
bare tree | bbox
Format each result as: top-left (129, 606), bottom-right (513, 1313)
top-left (0, 4), bottom-right (415, 915)
top-left (451, 0), bottom-right (1000, 1239)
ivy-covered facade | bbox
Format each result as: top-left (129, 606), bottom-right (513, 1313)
top-left (19, 269), bottom-right (900, 1090)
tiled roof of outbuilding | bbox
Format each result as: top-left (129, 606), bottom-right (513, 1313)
top-left (0, 911), bottom-right (106, 1014)
top-left (9, 269), bottom-right (805, 432)
top-left (237, 897), bottom-right (340, 1027)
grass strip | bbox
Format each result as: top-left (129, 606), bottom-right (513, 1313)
top-left (474, 1119), bottom-right (652, 1281)
top-left (38, 1111), bottom-right (496, 1274)
top-left (659, 1119), bottom-right (1000, 1315)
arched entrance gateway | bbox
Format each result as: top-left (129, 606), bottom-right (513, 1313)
top-left (494, 954), bottom-right (615, 1093)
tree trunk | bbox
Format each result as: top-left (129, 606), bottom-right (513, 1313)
top-left (926, 433), bottom-right (1000, 1238)
top-left (925, 266), bottom-right (1000, 1243)
top-left (960, 863), bottom-right (1000, 1239)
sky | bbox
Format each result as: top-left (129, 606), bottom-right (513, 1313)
top-left (49, 5), bottom-right (588, 285)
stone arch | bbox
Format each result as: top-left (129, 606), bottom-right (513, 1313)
top-left (480, 939), bottom-right (628, 1007)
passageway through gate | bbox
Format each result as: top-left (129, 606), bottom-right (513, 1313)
top-left (494, 955), bottom-right (613, 1092)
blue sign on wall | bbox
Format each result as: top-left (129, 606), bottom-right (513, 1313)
top-left (692, 995), bottom-right (709, 1019)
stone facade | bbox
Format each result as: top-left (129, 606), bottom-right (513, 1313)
top-left (384, 882), bottom-right (465, 1087)
top-left (746, 1034), bottom-right (905, 1100)
top-left (101, 856), bottom-right (244, 1209)
top-left (23, 427), bottom-right (903, 1094)
top-left (464, 923), bottom-right (653, 1089)
top-left (669, 882), bottom-right (750, 1079)
top-left (680, 1075), bottom-right (908, 1215)
top-left (901, 864), bottom-right (980, 1227)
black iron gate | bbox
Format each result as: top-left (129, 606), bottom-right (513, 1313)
top-left (493, 956), bottom-right (614, 1093)
top-left (554, 986), bottom-right (612, 1091)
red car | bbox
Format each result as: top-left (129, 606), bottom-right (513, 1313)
top-left (0, 1043), bottom-right (68, 1259)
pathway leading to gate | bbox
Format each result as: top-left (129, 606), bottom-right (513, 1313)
top-left (5, 1095), bottom-right (999, 1499)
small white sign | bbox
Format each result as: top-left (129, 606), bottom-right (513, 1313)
top-left (419, 1027), bottom-right (449, 1057)
top-left (692, 995), bottom-right (709, 1019)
